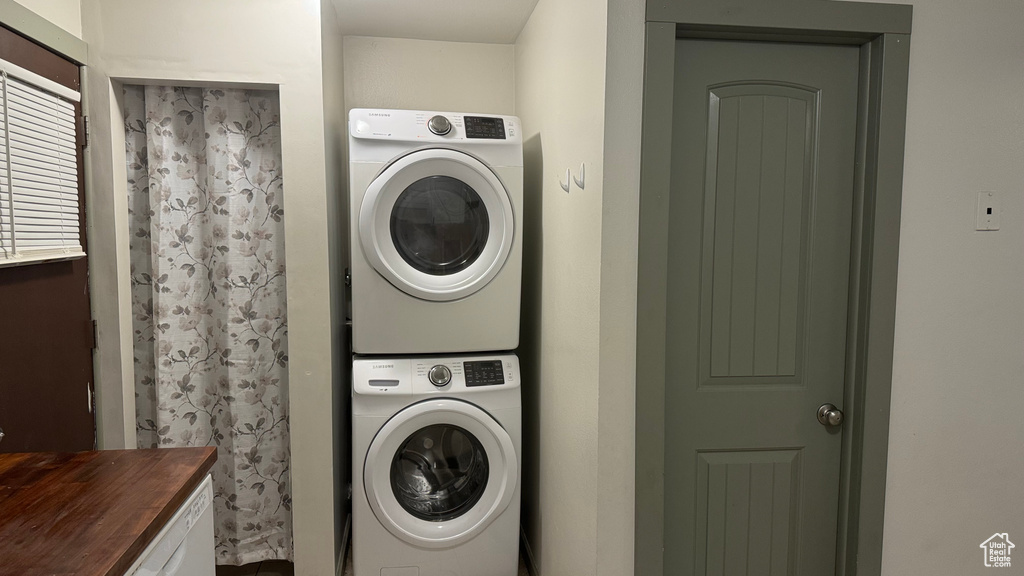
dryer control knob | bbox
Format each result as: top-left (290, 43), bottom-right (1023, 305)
top-left (427, 115), bottom-right (452, 136)
top-left (428, 365), bottom-right (452, 387)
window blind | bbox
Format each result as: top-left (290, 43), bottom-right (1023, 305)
top-left (0, 59), bottom-right (83, 267)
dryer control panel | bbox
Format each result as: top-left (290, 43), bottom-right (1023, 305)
top-left (348, 108), bottom-right (524, 167)
top-left (349, 108), bottom-right (521, 145)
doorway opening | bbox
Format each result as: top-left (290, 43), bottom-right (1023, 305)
top-left (122, 84), bottom-right (292, 569)
top-left (634, 3), bottom-right (912, 575)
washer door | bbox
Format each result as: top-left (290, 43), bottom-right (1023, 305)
top-left (364, 399), bottom-right (518, 548)
top-left (359, 149), bottom-right (515, 301)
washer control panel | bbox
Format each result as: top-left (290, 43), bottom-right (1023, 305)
top-left (464, 360), bottom-right (505, 387)
top-left (353, 354), bottom-right (520, 396)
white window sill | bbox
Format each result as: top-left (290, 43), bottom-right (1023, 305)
top-left (0, 249), bottom-right (86, 268)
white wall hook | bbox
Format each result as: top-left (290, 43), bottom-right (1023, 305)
top-left (573, 162), bottom-right (585, 189)
top-left (559, 168), bottom-right (571, 193)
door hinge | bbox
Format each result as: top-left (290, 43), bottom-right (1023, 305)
top-left (87, 319), bottom-right (98, 349)
top-left (79, 115), bottom-right (90, 148)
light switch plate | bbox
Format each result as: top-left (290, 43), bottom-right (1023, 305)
top-left (976, 191), bottom-right (1000, 231)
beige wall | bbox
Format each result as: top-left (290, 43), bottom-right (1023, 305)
top-left (321, 0), bottom-right (349, 561)
top-left (12, 0), bottom-right (81, 38)
top-left (342, 36), bottom-right (514, 115)
top-left (870, 0), bottom-right (1024, 573)
top-left (80, 1), bottom-right (341, 574)
top-left (514, 0), bottom-right (609, 572)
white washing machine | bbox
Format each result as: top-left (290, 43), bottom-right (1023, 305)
top-left (348, 109), bottom-right (523, 354)
top-left (352, 353), bottom-right (521, 576)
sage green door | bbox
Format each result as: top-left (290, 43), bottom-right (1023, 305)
top-left (664, 39), bottom-right (860, 575)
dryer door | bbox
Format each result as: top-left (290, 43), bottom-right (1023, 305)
top-left (359, 148), bottom-right (515, 301)
top-left (363, 398), bottom-right (518, 548)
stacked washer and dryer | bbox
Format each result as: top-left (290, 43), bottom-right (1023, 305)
top-left (348, 109), bottom-right (524, 576)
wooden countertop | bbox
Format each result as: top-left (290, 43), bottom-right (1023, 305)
top-left (0, 447), bottom-right (216, 576)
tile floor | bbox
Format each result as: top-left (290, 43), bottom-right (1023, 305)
top-left (216, 553), bottom-right (530, 576)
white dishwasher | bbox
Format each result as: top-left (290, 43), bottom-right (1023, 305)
top-left (124, 474), bottom-right (215, 576)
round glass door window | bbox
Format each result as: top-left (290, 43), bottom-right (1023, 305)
top-left (390, 424), bottom-right (489, 521)
top-left (358, 149), bottom-right (515, 301)
top-left (390, 176), bottom-right (490, 276)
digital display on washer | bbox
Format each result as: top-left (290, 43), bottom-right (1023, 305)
top-left (464, 360), bottom-right (505, 387)
top-left (464, 116), bottom-right (506, 140)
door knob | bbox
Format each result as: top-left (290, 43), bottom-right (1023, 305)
top-left (817, 403), bottom-right (844, 427)
top-left (0, 427), bottom-right (4, 444)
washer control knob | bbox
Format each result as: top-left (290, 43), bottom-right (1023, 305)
top-left (428, 364), bottom-right (452, 387)
top-left (428, 115), bottom-right (452, 136)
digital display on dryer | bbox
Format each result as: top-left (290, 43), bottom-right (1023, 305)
top-left (464, 360), bottom-right (505, 387)
top-left (464, 116), bottom-right (506, 139)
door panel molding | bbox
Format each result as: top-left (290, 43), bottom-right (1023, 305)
top-left (695, 450), bottom-right (803, 575)
top-left (701, 83), bottom-right (818, 384)
top-left (635, 2), bottom-right (912, 575)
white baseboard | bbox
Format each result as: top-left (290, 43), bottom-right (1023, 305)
top-left (520, 525), bottom-right (539, 576)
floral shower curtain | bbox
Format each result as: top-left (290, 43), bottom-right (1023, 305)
top-left (124, 85), bottom-right (292, 565)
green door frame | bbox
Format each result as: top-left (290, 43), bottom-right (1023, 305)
top-left (634, 2), bottom-right (912, 575)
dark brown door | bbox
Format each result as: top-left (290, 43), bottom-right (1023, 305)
top-left (0, 24), bottom-right (94, 453)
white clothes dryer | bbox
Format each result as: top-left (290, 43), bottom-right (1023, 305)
top-left (348, 109), bottom-right (523, 354)
top-left (352, 353), bottom-right (522, 576)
